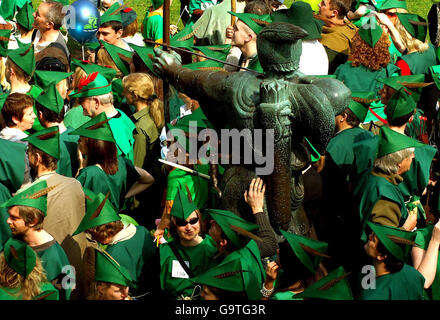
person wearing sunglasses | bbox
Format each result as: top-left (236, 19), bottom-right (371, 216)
top-left (159, 187), bottom-right (218, 299)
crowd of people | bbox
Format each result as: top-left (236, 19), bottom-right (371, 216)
top-left (0, 0), bottom-right (439, 301)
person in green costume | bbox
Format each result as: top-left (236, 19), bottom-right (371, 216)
top-left (359, 222), bottom-right (426, 300)
top-left (73, 190), bottom-right (160, 298)
top-left (0, 93), bottom-right (35, 142)
top-left (0, 180), bottom-right (71, 299)
top-left (262, 229), bottom-right (330, 300)
top-left (70, 71), bottom-right (136, 164)
top-left (70, 112), bottom-right (154, 211)
top-left (87, 248), bottom-right (137, 300)
top-left (97, 40), bottom-right (133, 78)
top-left (9, 2), bottom-right (34, 50)
top-left (159, 187), bottom-right (218, 299)
top-left (97, 2), bottom-right (132, 51)
top-left (0, 238), bottom-right (59, 300)
top-left (142, 0), bottom-right (165, 47)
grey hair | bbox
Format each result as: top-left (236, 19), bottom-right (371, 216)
top-left (45, 1), bottom-right (65, 30)
top-left (95, 92), bottom-right (114, 105)
top-left (374, 147), bottom-right (415, 175)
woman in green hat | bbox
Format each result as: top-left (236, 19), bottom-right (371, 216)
top-left (8, 2), bottom-right (34, 50)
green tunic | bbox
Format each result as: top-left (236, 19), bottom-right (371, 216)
top-left (400, 43), bottom-right (437, 75)
top-left (27, 85), bottom-right (44, 133)
top-left (60, 127), bottom-right (79, 177)
top-left (0, 282), bottom-right (59, 300)
top-left (55, 137), bottom-right (73, 177)
top-left (0, 183), bottom-right (11, 253)
top-left (32, 239), bottom-right (71, 300)
top-left (159, 235), bottom-right (218, 299)
top-left (63, 106), bottom-right (91, 129)
top-left (359, 264), bottom-right (426, 300)
top-left (109, 109), bottom-right (136, 164)
top-left (142, 10), bottom-right (163, 43)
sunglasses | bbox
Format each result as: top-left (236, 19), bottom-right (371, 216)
top-left (175, 217), bottom-right (199, 227)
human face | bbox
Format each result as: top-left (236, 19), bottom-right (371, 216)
top-left (208, 220), bottom-right (223, 248)
top-left (7, 206), bottom-right (28, 236)
top-left (175, 211), bottom-right (200, 242)
top-left (98, 283), bottom-right (129, 300)
top-left (318, 0), bottom-right (335, 19)
top-left (97, 26), bottom-right (121, 46)
top-left (122, 88), bottom-right (135, 106)
top-left (80, 97), bottom-right (96, 117)
top-left (16, 106), bottom-right (36, 131)
top-left (398, 152), bottom-right (415, 174)
top-left (32, 3), bottom-right (50, 32)
top-left (201, 285), bottom-right (219, 300)
top-left (232, 20), bottom-right (250, 48)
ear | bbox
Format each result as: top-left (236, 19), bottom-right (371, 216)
top-left (11, 115), bottom-right (20, 126)
top-left (219, 238), bottom-right (228, 248)
top-left (376, 253), bottom-right (387, 261)
top-left (116, 28), bottom-right (123, 39)
top-left (38, 110), bottom-right (44, 121)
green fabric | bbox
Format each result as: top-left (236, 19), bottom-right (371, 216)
top-left (228, 12), bottom-right (272, 34)
top-left (0, 29), bottom-right (12, 57)
top-left (0, 0), bottom-right (18, 21)
top-left (35, 84), bottom-right (64, 114)
top-left (108, 109), bottom-right (135, 163)
top-left (23, 126), bottom-right (60, 159)
top-left (295, 266), bottom-right (353, 300)
top-left (205, 208), bottom-right (259, 248)
top-left (169, 23), bottom-right (194, 49)
top-left (0, 180), bottom-right (49, 215)
top-left (152, 0), bottom-right (164, 10)
top-left (0, 184), bottom-right (12, 253)
top-left (378, 74), bottom-right (425, 91)
top-left (348, 92), bottom-right (376, 122)
top-left (377, 126), bottom-right (424, 158)
top-left (192, 44), bottom-right (231, 61)
top-left (4, 238), bottom-right (36, 278)
top-left (0, 282), bottom-right (58, 300)
top-left (31, 286), bottom-right (59, 300)
top-left (128, 43), bottom-right (156, 75)
top-left (16, 2), bottom-right (34, 30)
top-left (0, 139), bottom-right (26, 193)
top-left (386, 87), bottom-right (416, 120)
top-left (100, 2), bottom-right (123, 25)
top-left (55, 138), bottom-right (73, 177)
top-left (33, 70), bottom-right (72, 90)
top-left (400, 43), bottom-right (437, 76)
top-left (143, 10), bottom-right (163, 43)
top-left (69, 72), bottom-right (113, 98)
top-left (396, 13), bottom-right (427, 42)
top-left (159, 235), bottom-right (218, 298)
top-left (430, 65), bottom-right (440, 90)
top-left (72, 189), bottom-right (120, 236)
top-left (8, 44), bottom-right (35, 76)
top-left (380, 0), bottom-right (407, 10)
top-left (359, 264), bottom-right (425, 300)
top-left (64, 106), bottom-right (91, 129)
top-left (359, 16), bottom-right (382, 48)
top-left (170, 187), bottom-right (199, 220)
top-left (247, 55), bottom-right (263, 73)
top-left (27, 85), bottom-right (45, 133)
top-left (69, 112), bottom-right (116, 143)
top-left (100, 40), bottom-right (133, 76)
top-left (70, 59), bottom-right (117, 82)
top-left (120, 7), bottom-right (137, 27)
top-left (94, 248), bottom-right (136, 288)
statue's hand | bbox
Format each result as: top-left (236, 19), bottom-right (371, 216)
top-left (152, 47), bottom-right (181, 76)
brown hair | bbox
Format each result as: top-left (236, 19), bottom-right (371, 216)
top-left (0, 252), bottom-right (48, 300)
top-left (86, 220), bottom-right (124, 243)
top-left (27, 144), bottom-right (58, 171)
top-left (35, 100), bottom-right (65, 124)
top-left (329, 0), bottom-right (352, 19)
top-left (349, 32), bottom-right (391, 71)
top-left (339, 108), bottom-right (360, 127)
top-left (2, 93), bottom-right (34, 127)
top-left (6, 59), bottom-right (32, 82)
top-left (82, 136), bottom-right (118, 175)
top-left (100, 21), bottom-right (123, 33)
top-left (122, 19), bottom-right (138, 37)
top-left (17, 205), bottom-right (46, 231)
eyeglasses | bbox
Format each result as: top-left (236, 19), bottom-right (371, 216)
top-left (175, 217), bottom-right (199, 227)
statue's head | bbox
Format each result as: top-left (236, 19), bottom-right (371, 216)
top-left (257, 22), bottom-right (308, 74)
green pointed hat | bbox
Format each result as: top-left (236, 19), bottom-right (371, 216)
top-left (0, 180), bottom-right (52, 215)
top-left (170, 186), bottom-right (198, 220)
top-left (152, 0), bottom-right (164, 10)
top-left (366, 221), bottom-right (419, 261)
top-left (193, 257), bottom-right (246, 292)
top-left (228, 12), bottom-right (272, 34)
top-left (94, 248), bottom-right (136, 288)
top-left (359, 16), bottom-right (383, 47)
top-left (4, 238), bottom-right (36, 278)
top-left (184, 59), bottom-right (226, 71)
top-left (69, 72), bottom-right (113, 98)
top-left (294, 266), bottom-right (353, 300)
top-left (205, 208), bottom-right (260, 248)
top-left (0, 29), bottom-right (11, 57)
top-left (128, 43), bottom-right (156, 75)
top-left (69, 112), bottom-right (116, 143)
top-left (378, 74), bottom-right (426, 91)
top-left (22, 126), bottom-right (60, 159)
top-left (380, 0), bottom-right (407, 10)
top-left (280, 229), bottom-right (329, 273)
top-left (71, 59), bottom-right (117, 82)
top-left (192, 44), bottom-right (231, 61)
top-left (0, 0), bottom-right (17, 21)
top-left (32, 289), bottom-right (59, 300)
top-left (16, 2), bottom-right (34, 30)
top-left (72, 189), bottom-right (121, 236)
top-left (120, 7), bottom-right (137, 27)
top-left (376, 126), bottom-right (424, 158)
top-left (348, 92), bottom-right (376, 122)
top-left (33, 70), bottom-right (72, 89)
top-left (397, 13), bottom-right (427, 42)
top-left (8, 44), bottom-right (35, 76)
top-left (100, 40), bottom-right (133, 76)
top-left (386, 87), bottom-right (416, 120)
top-left (35, 84), bottom-right (64, 114)
top-left (170, 24), bottom-right (196, 49)
top-left (100, 2), bottom-right (123, 25)
top-left (430, 65), bottom-right (440, 90)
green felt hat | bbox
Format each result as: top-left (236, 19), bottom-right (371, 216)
top-left (69, 72), bottom-right (113, 98)
top-left (100, 2), bottom-right (123, 25)
top-left (397, 13), bottom-right (427, 42)
top-left (16, 2), bottom-right (34, 30)
top-left (94, 248), bottom-right (136, 288)
top-left (8, 44), bottom-right (35, 76)
top-left (0, 0), bottom-right (17, 21)
top-left (430, 65), bottom-right (440, 90)
top-left (152, 0), bottom-right (164, 10)
top-left (271, 1), bottom-right (322, 40)
top-left (193, 44), bottom-right (231, 61)
top-left (4, 238), bottom-right (36, 278)
top-left (22, 126), bottom-right (60, 160)
top-left (72, 190), bottom-right (121, 236)
top-left (206, 208), bottom-right (259, 248)
top-left (170, 187), bottom-right (198, 220)
top-left (33, 70), bottom-right (72, 89)
top-left (0, 180), bottom-right (52, 215)
top-left (128, 43), bottom-right (156, 75)
top-left (100, 40), bottom-right (133, 76)
top-left (170, 24), bottom-right (196, 49)
top-left (0, 29), bottom-right (12, 57)
top-left (348, 92), bottom-right (376, 122)
top-left (366, 221), bottom-right (418, 261)
top-left (32, 289), bottom-right (59, 300)
top-left (71, 59), bottom-right (117, 83)
top-left (35, 84), bottom-right (64, 114)
top-left (294, 266), bottom-right (353, 300)
top-left (183, 59), bottom-right (225, 71)
top-left (69, 111), bottom-right (116, 143)
top-left (359, 16), bottom-right (383, 47)
top-left (193, 257), bottom-right (246, 292)
top-left (280, 229), bottom-right (329, 273)
top-left (228, 12), bottom-right (272, 34)
top-left (380, 0), bottom-right (407, 10)
top-left (386, 87), bottom-right (416, 120)
top-left (376, 126), bottom-right (424, 158)
top-left (121, 7), bottom-right (137, 27)
top-left (378, 74), bottom-right (426, 91)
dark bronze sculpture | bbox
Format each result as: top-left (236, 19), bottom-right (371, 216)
top-left (153, 22), bottom-right (351, 234)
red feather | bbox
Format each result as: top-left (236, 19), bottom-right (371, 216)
top-left (81, 60), bottom-right (90, 64)
top-left (78, 72), bottom-right (98, 91)
top-left (123, 7), bottom-right (133, 12)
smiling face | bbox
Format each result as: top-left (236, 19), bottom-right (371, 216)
top-left (15, 106), bottom-right (36, 131)
top-left (174, 211), bottom-right (200, 242)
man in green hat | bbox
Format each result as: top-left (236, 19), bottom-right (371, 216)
top-left (69, 72), bottom-right (136, 163)
top-left (98, 2), bottom-right (132, 51)
top-left (359, 221), bottom-right (425, 300)
top-left (1, 180), bottom-right (72, 299)
top-left (9, 2), bottom-right (34, 50)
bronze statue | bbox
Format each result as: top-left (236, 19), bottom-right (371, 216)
top-left (153, 22), bottom-right (351, 235)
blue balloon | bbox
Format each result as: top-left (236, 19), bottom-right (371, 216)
top-left (66, 0), bottom-right (100, 45)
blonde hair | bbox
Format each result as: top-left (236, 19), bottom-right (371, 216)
top-left (394, 16), bottom-right (429, 53)
top-left (97, 48), bottom-right (122, 78)
top-left (0, 252), bottom-right (48, 300)
top-left (122, 73), bottom-right (164, 129)
top-left (72, 67), bottom-right (87, 90)
top-left (123, 20), bottom-right (138, 38)
top-left (87, 281), bottom-right (110, 300)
